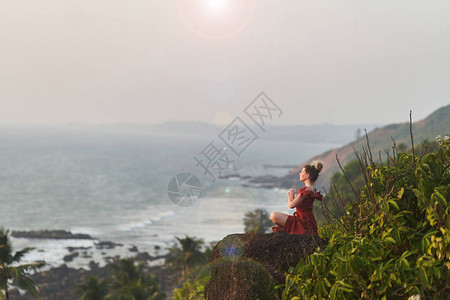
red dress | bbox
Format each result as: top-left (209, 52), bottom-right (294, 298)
top-left (284, 186), bottom-right (323, 235)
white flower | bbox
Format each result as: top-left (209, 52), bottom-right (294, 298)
top-left (435, 135), bottom-right (449, 147)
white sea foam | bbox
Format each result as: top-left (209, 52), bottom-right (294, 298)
top-left (11, 238), bottom-right (96, 270)
top-left (10, 236), bottom-right (169, 271)
top-left (118, 221), bottom-right (153, 232)
top-left (117, 209), bottom-right (176, 232)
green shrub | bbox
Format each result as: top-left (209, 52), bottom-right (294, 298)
top-left (243, 209), bottom-right (273, 234)
top-left (173, 267), bottom-right (210, 300)
top-left (280, 136), bottom-right (449, 299)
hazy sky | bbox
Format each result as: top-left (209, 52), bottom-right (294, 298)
top-left (1, 0), bottom-right (449, 126)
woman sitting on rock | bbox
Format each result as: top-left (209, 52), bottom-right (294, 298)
top-left (270, 161), bottom-right (323, 235)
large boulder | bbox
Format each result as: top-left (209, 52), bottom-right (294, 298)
top-left (205, 232), bottom-right (327, 300)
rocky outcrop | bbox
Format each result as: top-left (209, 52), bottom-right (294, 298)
top-left (205, 232), bottom-right (327, 300)
top-left (11, 230), bottom-right (93, 240)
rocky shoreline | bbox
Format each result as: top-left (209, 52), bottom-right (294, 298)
top-left (9, 229), bottom-right (174, 299)
top-left (12, 230), bottom-right (168, 264)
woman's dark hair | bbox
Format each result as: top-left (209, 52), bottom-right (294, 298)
top-left (304, 161), bottom-right (323, 183)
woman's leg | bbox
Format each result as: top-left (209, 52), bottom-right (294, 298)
top-left (270, 212), bottom-right (290, 227)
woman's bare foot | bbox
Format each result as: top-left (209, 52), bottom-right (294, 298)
top-left (271, 225), bottom-right (285, 232)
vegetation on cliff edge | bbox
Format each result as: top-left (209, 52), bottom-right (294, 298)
top-left (280, 135), bottom-right (449, 299)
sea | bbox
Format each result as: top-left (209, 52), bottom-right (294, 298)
top-left (0, 125), bottom-right (342, 269)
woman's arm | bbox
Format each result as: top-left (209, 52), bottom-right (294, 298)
top-left (288, 192), bottom-right (309, 208)
top-left (287, 189), bottom-right (295, 206)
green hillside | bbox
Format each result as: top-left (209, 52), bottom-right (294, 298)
top-left (364, 104), bottom-right (450, 150)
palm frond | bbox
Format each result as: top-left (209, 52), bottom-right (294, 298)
top-left (15, 275), bottom-right (42, 299)
top-left (12, 247), bottom-right (35, 263)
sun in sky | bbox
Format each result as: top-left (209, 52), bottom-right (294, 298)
top-left (177, 0), bottom-right (255, 39)
top-left (205, 0), bottom-right (228, 12)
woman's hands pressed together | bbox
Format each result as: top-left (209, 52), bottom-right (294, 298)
top-left (288, 189), bottom-right (295, 202)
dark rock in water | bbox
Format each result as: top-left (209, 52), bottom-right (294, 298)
top-left (135, 252), bottom-right (153, 261)
top-left (218, 173), bottom-right (241, 179)
top-left (259, 184), bottom-right (275, 189)
top-left (89, 260), bottom-right (100, 270)
top-left (63, 252), bottom-right (79, 262)
top-left (205, 232), bottom-right (327, 300)
top-left (129, 245), bottom-right (138, 252)
top-left (11, 230), bottom-right (93, 240)
top-left (67, 246), bottom-right (92, 252)
top-left (134, 252), bottom-right (169, 262)
top-left (94, 241), bottom-right (123, 249)
top-left (277, 173), bottom-right (302, 189)
top-left (154, 245), bottom-right (161, 250)
top-left (248, 175), bottom-right (279, 184)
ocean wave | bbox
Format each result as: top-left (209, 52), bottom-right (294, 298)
top-left (117, 210), bottom-right (175, 232)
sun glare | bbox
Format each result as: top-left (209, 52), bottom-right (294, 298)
top-left (206, 0), bottom-right (227, 12)
top-left (177, 0), bottom-right (255, 39)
